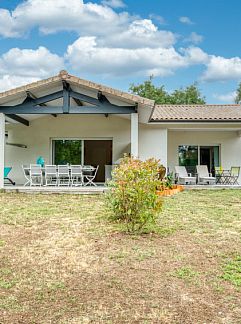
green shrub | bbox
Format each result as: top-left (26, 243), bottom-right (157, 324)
top-left (106, 157), bottom-right (164, 233)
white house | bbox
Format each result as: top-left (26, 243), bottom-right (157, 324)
top-left (1, 70), bottom-right (241, 187)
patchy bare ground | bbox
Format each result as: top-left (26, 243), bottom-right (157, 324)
top-left (0, 190), bottom-right (241, 323)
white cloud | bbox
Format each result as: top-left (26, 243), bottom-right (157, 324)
top-left (185, 32), bottom-right (203, 44)
top-left (181, 47), bottom-right (209, 64)
top-left (182, 49), bottom-right (241, 82)
top-left (66, 36), bottom-right (188, 77)
top-left (0, 75), bottom-right (39, 92)
top-left (0, 0), bottom-right (177, 53)
top-left (0, 1), bottom-right (176, 50)
top-left (149, 14), bottom-right (166, 25)
top-left (179, 16), bottom-right (194, 25)
top-left (213, 91), bottom-right (236, 103)
top-left (202, 56), bottom-right (241, 81)
top-left (0, 9), bottom-right (19, 37)
top-left (0, 0), bottom-right (241, 87)
top-left (0, 0), bottom-right (184, 86)
top-left (0, 0), bottom-right (130, 38)
top-left (0, 47), bottom-right (64, 91)
top-left (100, 19), bottom-right (176, 48)
top-left (101, 0), bottom-right (126, 8)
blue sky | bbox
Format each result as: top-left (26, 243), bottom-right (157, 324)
top-left (0, 0), bottom-right (240, 103)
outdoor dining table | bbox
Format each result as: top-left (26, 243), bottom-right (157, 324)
top-left (24, 165), bottom-right (96, 186)
top-left (215, 170), bottom-right (232, 184)
top-left (25, 165), bottom-right (95, 173)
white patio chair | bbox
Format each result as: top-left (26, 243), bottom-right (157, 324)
top-left (70, 165), bottom-right (83, 186)
top-left (22, 165), bottom-right (30, 186)
top-left (175, 166), bottom-right (196, 185)
top-left (84, 165), bottom-right (99, 186)
top-left (45, 165), bottom-right (58, 186)
top-left (57, 165), bottom-right (70, 186)
top-left (30, 164), bottom-right (43, 186)
top-left (196, 165), bottom-right (216, 185)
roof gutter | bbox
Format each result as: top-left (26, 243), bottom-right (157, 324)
top-left (149, 120), bottom-right (241, 124)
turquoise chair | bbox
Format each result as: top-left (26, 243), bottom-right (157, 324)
top-left (4, 167), bottom-right (15, 185)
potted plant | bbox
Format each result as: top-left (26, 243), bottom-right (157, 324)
top-left (157, 172), bottom-right (184, 196)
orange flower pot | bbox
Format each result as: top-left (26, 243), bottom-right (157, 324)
top-left (156, 185), bottom-right (184, 197)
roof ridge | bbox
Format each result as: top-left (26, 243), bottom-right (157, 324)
top-left (0, 75), bottom-right (61, 98)
top-left (0, 70), bottom-right (155, 107)
top-left (66, 72), bottom-right (155, 106)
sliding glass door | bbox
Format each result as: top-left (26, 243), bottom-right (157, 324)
top-left (178, 146), bottom-right (198, 174)
top-left (53, 140), bottom-right (82, 165)
top-left (178, 145), bottom-right (220, 175)
top-left (200, 146), bottom-right (220, 174)
top-left (52, 139), bottom-right (113, 182)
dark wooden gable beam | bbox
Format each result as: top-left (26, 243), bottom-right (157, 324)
top-left (26, 91), bottom-right (57, 117)
top-left (6, 114), bottom-right (29, 126)
top-left (70, 90), bottom-right (135, 110)
top-left (97, 90), bottom-right (138, 112)
top-left (61, 81), bottom-right (82, 106)
top-left (62, 81), bottom-right (70, 114)
top-left (0, 83), bottom-right (137, 114)
top-left (0, 105), bottom-right (136, 114)
top-left (69, 90), bottom-right (99, 106)
top-left (24, 90), bottom-right (63, 106)
top-left (97, 91), bottom-right (110, 104)
top-left (73, 98), bottom-right (83, 106)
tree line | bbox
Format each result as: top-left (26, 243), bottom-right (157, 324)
top-left (129, 76), bottom-right (241, 104)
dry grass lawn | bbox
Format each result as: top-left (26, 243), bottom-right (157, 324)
top-left (0, 190), bottom-right (241, 323)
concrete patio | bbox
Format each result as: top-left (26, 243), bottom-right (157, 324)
top-left (3, 183), bottom-right (241, 195)
top-left (2, 185), bottom-right (107, 194)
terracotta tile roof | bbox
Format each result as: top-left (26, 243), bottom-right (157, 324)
top-left (0, 70), bottom-right (155, 107)
top-left (150, 104), bottom-right (241, 122)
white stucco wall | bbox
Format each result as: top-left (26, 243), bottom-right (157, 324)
top-left (5, 113), bottom-right (241, 185)
top-left (5, 115), bottom-right (170, 184)
top-left (5, 115), bottom-right (131, 184)
top-left (139, 125), bottom-right (167, 167)
top-left (168, 130), bottom-right (241, 180)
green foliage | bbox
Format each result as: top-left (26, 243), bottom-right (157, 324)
top-left (106, 157), bottom-right (163, 233)
top-left (169, 84), bottom-right (206, 104)
top-left (47, 281), bottom-right (66, 291)
top-left (0, 239), bottom-right (5, 247)
top-left (129, 76), bottom-right (206, 104)
top-left (54, 140), bottom-right (82, 165)
top-left (235, 82), bottom-right (241, 104)
top-left (129, 76), bottom-right (169, 104)
top-left (0, 279), bottom-right (16, 289)
top-left (164, 173), bottom-right (174, 189)
top-left (171, 266), bottom-right (200, 281)
top-left (221, 254), bottom-right (241, 287)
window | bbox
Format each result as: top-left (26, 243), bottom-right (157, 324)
top-left (53, 140), bottom-right (82, 165)
top-left (178, 145), bottom-right (220, 175)
top-left (52, 139), bottom-right (113, 182)
top-left (178, 145), bottom-right (198, 174)
top-left (200, 146), bottom-right (220, 174)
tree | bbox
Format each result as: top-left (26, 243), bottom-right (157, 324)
top-left (169, 84), bottom-right (206, 104)
top-left (129, 77), bottom-right (206, 104)
top-left (129, 76), bottom-right (169, 104)
top-left (235, 83), bottom-right (241, 104)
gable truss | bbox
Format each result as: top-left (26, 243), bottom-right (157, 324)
top-left (0, 81), bottom-right (137, 126)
